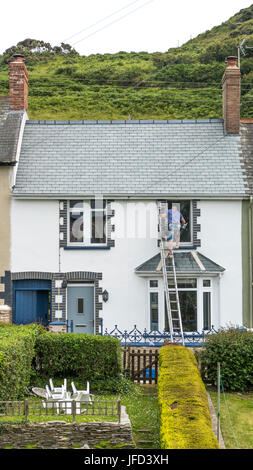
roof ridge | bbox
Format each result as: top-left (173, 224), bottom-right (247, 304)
top-left (26, 118), bottom-right (224, 126)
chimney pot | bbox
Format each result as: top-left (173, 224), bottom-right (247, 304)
top-left (12, 53), bottom-right (25, 62)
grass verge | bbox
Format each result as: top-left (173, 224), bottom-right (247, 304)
top-left (208, 388), bottom-right (253, 449)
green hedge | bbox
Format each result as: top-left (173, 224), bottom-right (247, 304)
top-left (158, 345), bottom-right (219, 449)
top-left (198, 328), bottom-right (253, 392)
top-left (0, 324), bottom-right (44, 400)
top-left (34, 333), bottom-right (122, 381)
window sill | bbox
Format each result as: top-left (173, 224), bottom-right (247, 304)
top-left (64, 246), bottom-right (111, 250)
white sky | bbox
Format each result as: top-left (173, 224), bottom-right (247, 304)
top-left (1, 0), bottom-right (252, 56)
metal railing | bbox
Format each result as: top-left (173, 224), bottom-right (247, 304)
top-left (103, 324), bottom-right (218, 347)
top-left (0, 398), bottom-right (121, 424)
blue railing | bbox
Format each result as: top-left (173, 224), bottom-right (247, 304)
top-left (103, 324), bottom-right (218, 347)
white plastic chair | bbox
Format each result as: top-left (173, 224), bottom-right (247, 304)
top-left (49, 378), bottom-right (67, 394)
top-left (42, 386), bottom-right (60, 413)
top-left (71, 381), bottom-right (92, 403)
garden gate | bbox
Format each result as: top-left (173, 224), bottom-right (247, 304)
top-left (123, 346), bottom-right (159, 384)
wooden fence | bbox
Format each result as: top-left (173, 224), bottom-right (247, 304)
top-left (123, 346), bottom-right (159, 384)
top-left (0, 398), bottom-right (121, 423)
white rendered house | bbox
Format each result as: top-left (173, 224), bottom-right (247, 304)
top-left (8, 56), bottom-right (253, 343)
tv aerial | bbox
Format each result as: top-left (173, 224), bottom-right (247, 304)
top-left (237, 38), bottom-right (253, 68)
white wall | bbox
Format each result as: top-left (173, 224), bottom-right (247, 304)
top-left (11, 199), bottom-right (59, 272)
top-left (198, 200), bottom-right (242, 327)
top-left (11, 198), bottom-right (243, 331)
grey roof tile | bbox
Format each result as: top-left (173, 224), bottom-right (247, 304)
top-left (0, 96), bottom-right (24, 165)
top-left (135, 251), bottom-right (225, 273)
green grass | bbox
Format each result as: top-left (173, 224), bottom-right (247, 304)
top-left (1, 4), bottom-right (253, 121)
top-left (208, 388), bottom-right (253, 449)
top-left (122, 384), bottom-right (160, 449)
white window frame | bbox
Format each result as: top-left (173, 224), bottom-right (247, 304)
top-left (201, 278), bottom-right (213, 332)
top-left (67, 200), bottom-right (107, 247)
top-left (148, 279), bottom-right (159, 332)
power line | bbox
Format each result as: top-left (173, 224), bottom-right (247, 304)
top-left (71, 0), bottom-right (155, 46)
top-left (62, 0), bottom-right (145, 43)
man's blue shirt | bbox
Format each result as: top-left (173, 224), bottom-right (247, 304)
top-left (168, 209), bottom-right (183, 224)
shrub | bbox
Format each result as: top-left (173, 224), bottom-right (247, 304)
top-left (198, 328), bottom-right (253, 392)
top-left (158, 345), bottom-right (219, 449)
top-left (0, 324), bottom-right (44, 400)
top-left (34, 333), bottom-right (122, 381)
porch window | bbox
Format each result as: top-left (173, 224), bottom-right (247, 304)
top-left (68, 199), bottom-right (107, 246)
top-left (165, 278), bottom-right (197, 332)
top-left (150, 292), bottom-right (159, 331)
top-left (203, 279), bottom-right (212, 330)
top-left (149, 280), bottom-right (159, 331)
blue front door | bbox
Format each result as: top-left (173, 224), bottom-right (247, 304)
top-left (67, 285), bottom-right (94, 334)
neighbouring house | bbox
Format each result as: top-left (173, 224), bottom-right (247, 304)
top-left (4, 55), bottom-right (253, 343)
top-left (0, 56), bottom-right (27, 322)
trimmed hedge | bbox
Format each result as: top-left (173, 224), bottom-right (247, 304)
top-left (198, 328), bottom-right (253, 392)
top-left (158, 345), bottom-right (219, 449)
top-left (34, 333), bottom-right (122, 380)
top-left (0, 324), bottom-right (44, 400)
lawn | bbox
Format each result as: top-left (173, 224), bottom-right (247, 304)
top-left (208, 388), bottom-right (253, 449)
top-left (122, 384), bottom-right (160, 449)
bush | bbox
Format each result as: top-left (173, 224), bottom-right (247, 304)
top-left (158, 345), bottom-right (219, 449)
top-left (198, 328), bottom-right (253, 392)
top-left (0, 324), bottom-right (44, 400)
top-left (34, 333), bottom-right (122, 381)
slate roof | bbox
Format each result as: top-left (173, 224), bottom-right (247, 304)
top-left (0, 96), bottom-right (24, 165)
top-left (240, 121), bottom-right (253, 194)
top-left (13, 119), bottom-right (247, 197)
top-left (135, 251), bottom-right (225, 274)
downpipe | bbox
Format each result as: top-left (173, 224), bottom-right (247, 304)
top-left (249, 196), bottom-right (253, 328)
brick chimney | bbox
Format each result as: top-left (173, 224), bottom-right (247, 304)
top-left (9, 54), bottom-right (28, 112)
top-left (222, 56), bottom-right (241, 134)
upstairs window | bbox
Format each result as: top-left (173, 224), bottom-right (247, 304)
top-left (68, 200), bottom-right (107, 246)
top-left (166, 200), bottom-right (192, 244)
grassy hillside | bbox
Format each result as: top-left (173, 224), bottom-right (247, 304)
top-left (0, 4), bottom-right (253, 120)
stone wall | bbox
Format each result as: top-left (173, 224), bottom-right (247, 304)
top-left (0, 305), bottom-right (12, 324)
top-left (0, 407), bottom-right (134, 449)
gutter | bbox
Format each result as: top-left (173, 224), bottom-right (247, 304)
top-left (0, 162), bottom-right (16, 166)
top-left (11, 193), bottom-right (249, 201)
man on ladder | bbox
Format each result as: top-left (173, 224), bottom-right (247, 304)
top-left (162, 203), bottom-right (187, 257)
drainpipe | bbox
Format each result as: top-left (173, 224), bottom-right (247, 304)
top-left (249, 196), bottom-right (253, 328)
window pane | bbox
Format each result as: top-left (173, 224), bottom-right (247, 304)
top-left (91, 210), bottom-right (106, 244)
top-left (203, 292), bottom-right (211, 330)
top-left (203, 280), bottom-right (211, 287)
top-left (90, 199), bottom-right (106, 209)
top-left (167, 200), bottom-right (191, 243)
top-left (150, 280), bottom-right (158, 288)
top-left (78, 298), bottom-right (84, 314)
top-left (165, 291), bottom-right (197, 332)
top-left (70, 200), bottom-right (83, 209)
top-left (70, 212), bottom-right (83, 242)
top-left (168, 278), bottom-right (197, 289)
top-left (150, 292), bottom-right (159, 331)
